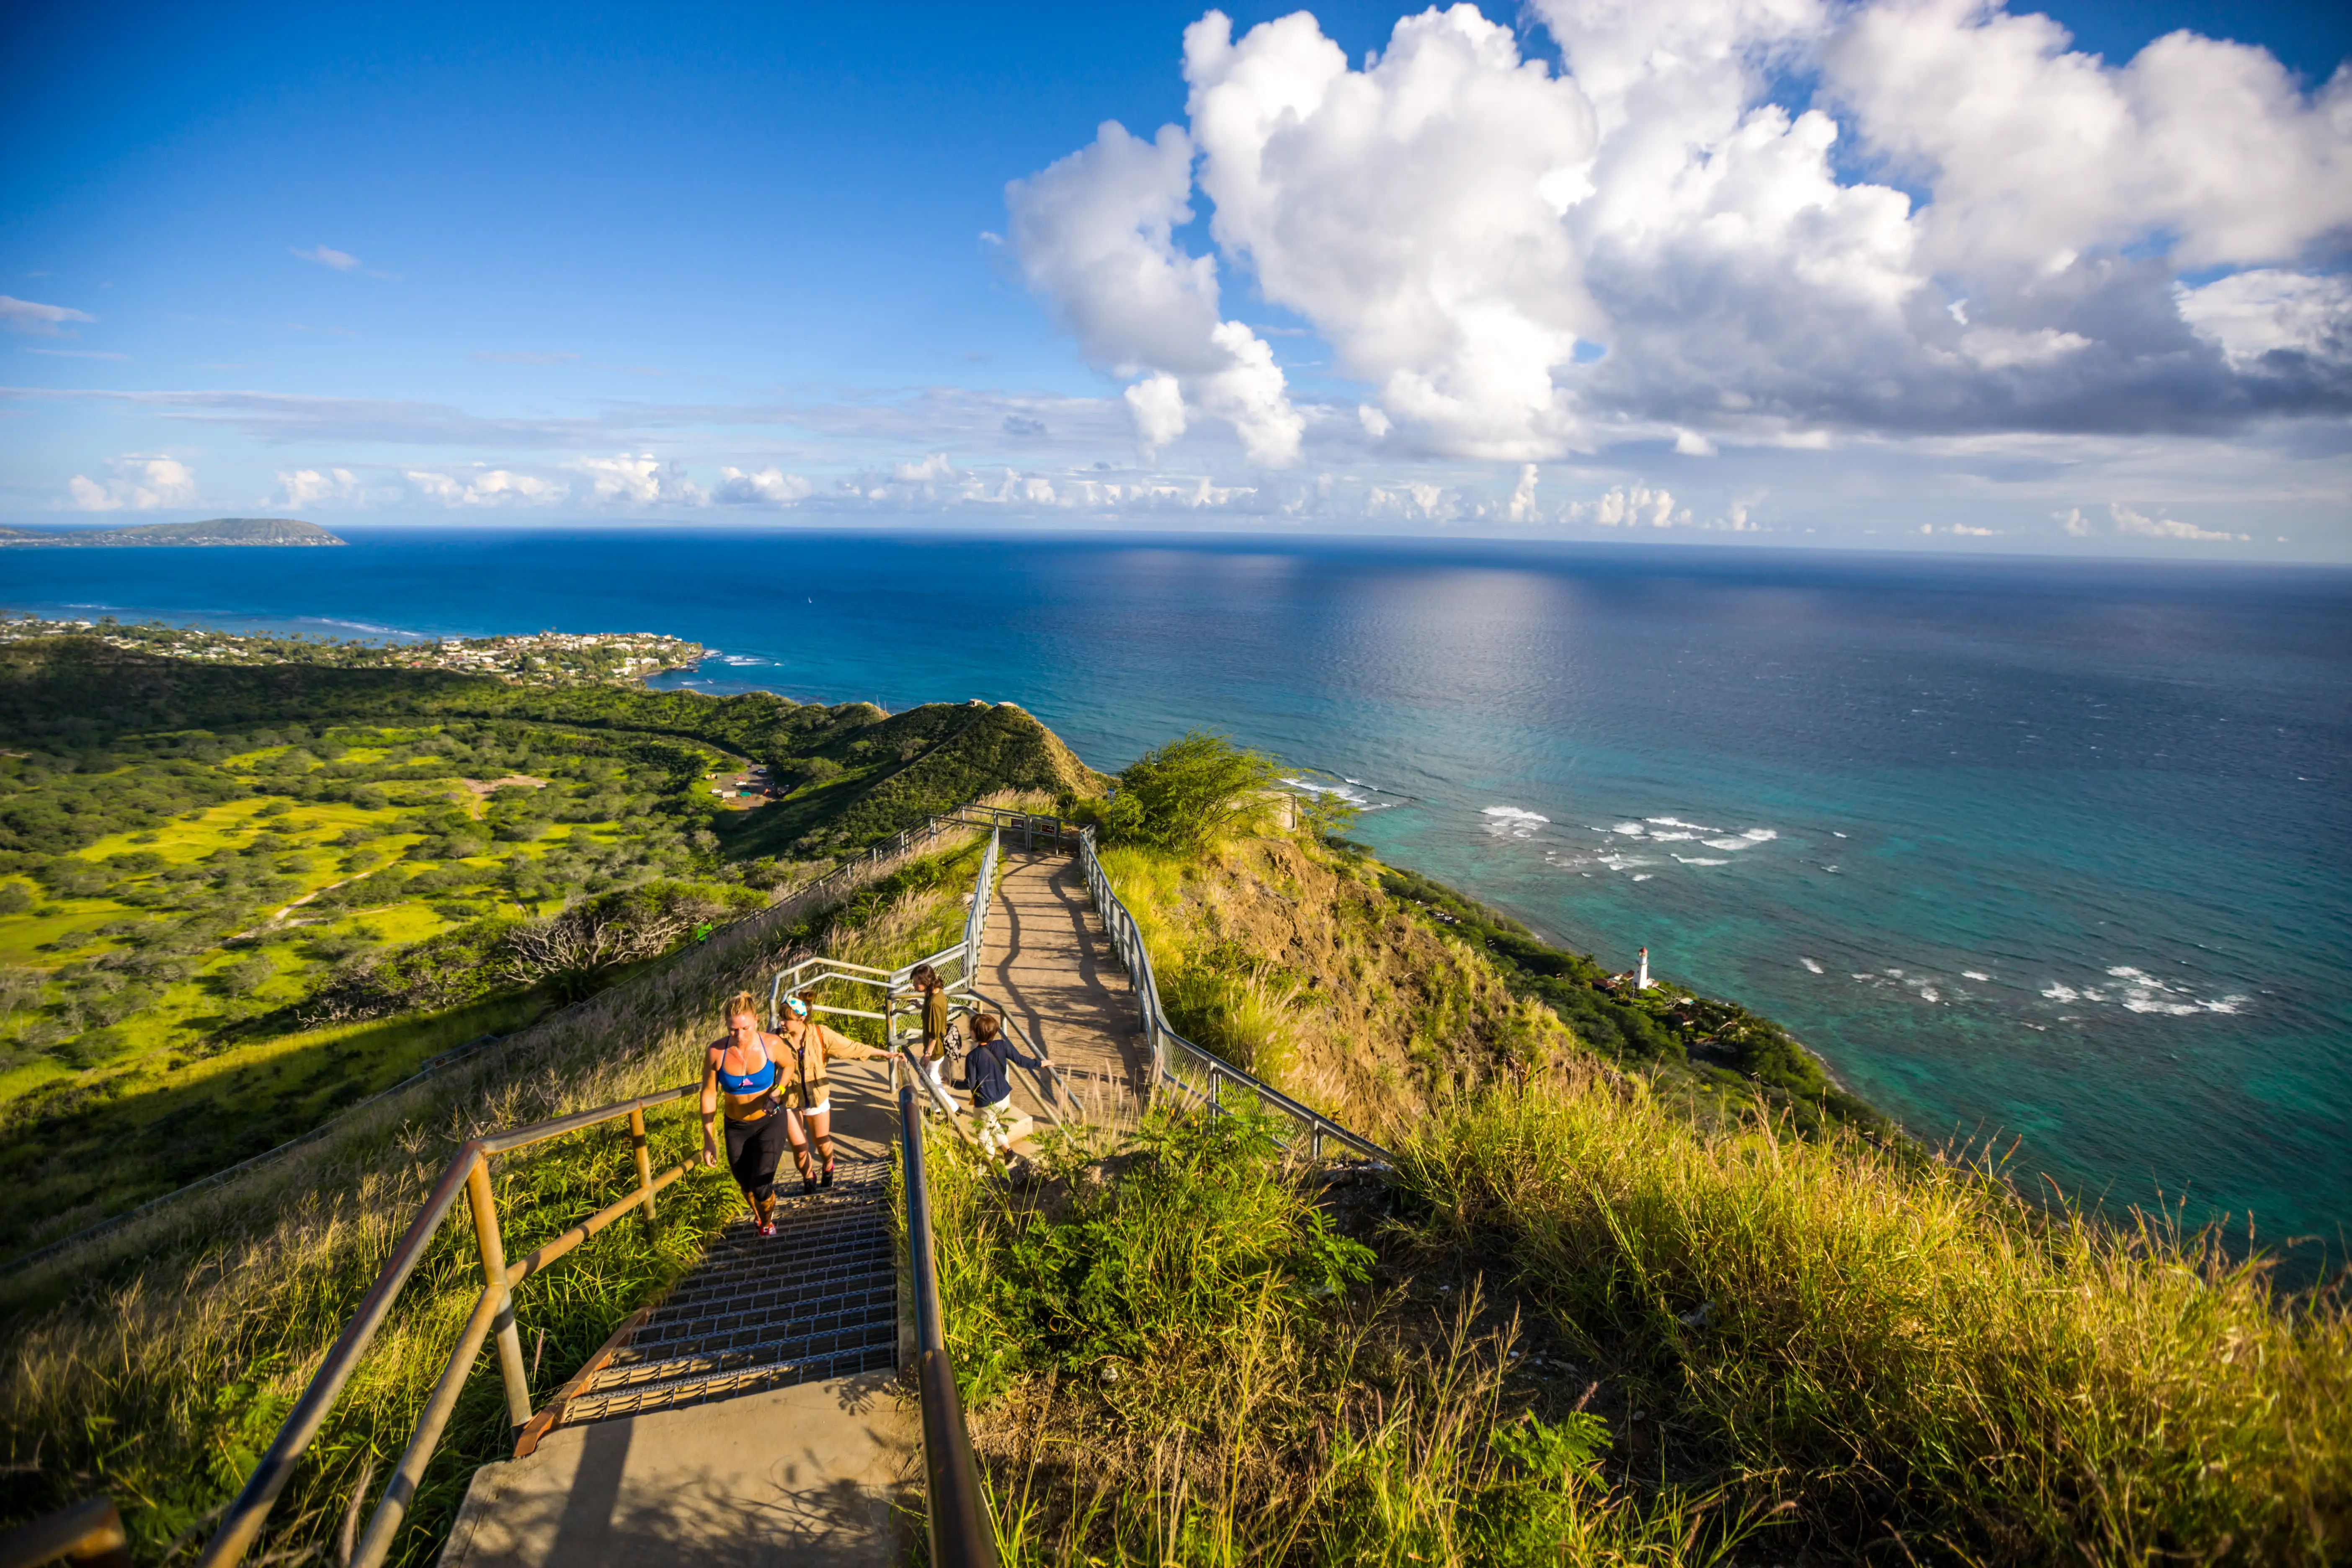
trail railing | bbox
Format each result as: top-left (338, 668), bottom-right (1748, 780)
top-left (181, 805), bottom-right (1042, 1568)
top-left (769, 818), bottom-right (1071, 1132)
top-left (195, 1084), bottom-right (699, 1568)
top-left (897, 1076), bottom-right (1001, 1568)
top-left (1077, 828), bottom-right (1393, 1166)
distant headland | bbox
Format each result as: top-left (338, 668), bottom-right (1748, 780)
top-left (0, 517), bottom-right (344, 548)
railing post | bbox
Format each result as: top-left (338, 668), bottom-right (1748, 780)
top-left (465, 1157), bottom-right (534, 1430)
top-left (628, 1106), bottom-right (657, 1238)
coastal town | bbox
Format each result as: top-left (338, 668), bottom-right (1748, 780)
top-left (0, 614), bottom-right (704, 687)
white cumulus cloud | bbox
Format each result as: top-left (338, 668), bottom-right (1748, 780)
top-left (1506, 463), bottom-right (1540, 522)
top-left (892, 452), bottom-right (957, 483)
top-left (2108, 502), bottom-right (2247, 542)
top-left (714, 467), bottom-right (815, 505)
top-left (571, 453), bottom-right (706, 506)
top-left (272, 467), bottom-right (362, 508)
top-left (405, 468), bottom-right (567, 507)
top-left (1005, 119), bottom-right (1303, 466)
top-left (1573, 482), bottom-right (1686, 528)
top-left (1188, 6), bottom-right (1603, 459)
top-left (1010, 2), bottom-right (2352, 464)
top-left (67, 456), bottom-right (197, 511)
top-left (2174, 270), bottom-right (2352, 371)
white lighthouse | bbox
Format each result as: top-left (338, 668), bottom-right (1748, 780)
top-left (1635, 946), bottom-right (1651, 990)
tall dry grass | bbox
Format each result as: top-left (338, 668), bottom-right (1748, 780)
top-left (931, 1109), bottom-right (1756, 1566)
top-left (1401, 1070), bottom-right (2352, 1563)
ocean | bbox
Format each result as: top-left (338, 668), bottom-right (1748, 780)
top-left (7, 526), bottom-right (2348, 1249)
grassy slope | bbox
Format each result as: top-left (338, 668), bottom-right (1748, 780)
top-left (0, 640), bottom-right (1106, 1257)
top-left (1027, 827), bottom-right (2352, 1565)
top-left (0, 829), bottom-right (992, 1563)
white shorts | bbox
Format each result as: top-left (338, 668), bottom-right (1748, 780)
top-left (785, 1101), bottom-right (831, 1133)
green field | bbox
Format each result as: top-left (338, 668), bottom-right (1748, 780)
top-left (0, 631), bottom-right (1099, 1259)
top-left (0, 720), bottom-right (736, 1091)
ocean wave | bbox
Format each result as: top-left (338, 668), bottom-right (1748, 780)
top-left (1672, 855), bottom-right (1730, 865)
top-left (1648, 830), bottom-right (1697, 841)
top-left (1609, 821), bottom-right (1646, 836)
top-left (1700, 837), bottom-right (1749, 851)
top-left (1483, 806), bottom-right (1549, 839)
top-left (2041, 967), bottom-right (2248, 1017)
top-left (312, 617), bottom-right (429, 638)
top-left (1801, 957), bottom-right (1824, 974)
top-left (1632, 873), bottom-right (1653, 881)
top-left (1963, 970), bottom-right (1991, 982)
top-left (1283, 772), bottom-right (1407, 812)
top-left (1645, 815), bottom-right (1717, 832)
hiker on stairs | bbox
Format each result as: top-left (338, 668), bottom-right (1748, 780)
top-left (699, 990), bottom-right (795, 1236)
top-left (909, 962), bottom-right (953, 1097)
top-left (775, 988), bottom-right (887, 1194)
top-left (963, 1012), bottom-right (1042, 1165)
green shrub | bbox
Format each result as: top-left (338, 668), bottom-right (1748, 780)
top-left (931, 1111), bottom-right (1751, 1566)
top-left (1104, 732), bottom-right (1280, 854)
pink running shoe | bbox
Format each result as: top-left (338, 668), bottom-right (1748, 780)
top-left (757, 1220), bottom-right (777, 1238)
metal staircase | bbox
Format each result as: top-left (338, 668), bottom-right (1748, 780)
top-left (553, 1155), bottom-right (897, 1427)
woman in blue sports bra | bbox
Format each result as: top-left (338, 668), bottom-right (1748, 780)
top-left (698, 989), bottom-right (796, 1234)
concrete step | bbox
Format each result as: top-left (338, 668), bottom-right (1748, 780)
top-left (552, 1156), bottom-right (900, 1427)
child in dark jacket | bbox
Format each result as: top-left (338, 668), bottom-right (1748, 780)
top-left (963, 1013), bottom-right (1040, 1159)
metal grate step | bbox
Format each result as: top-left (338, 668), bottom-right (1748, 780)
top-left (554, 1156), bottom-right (900, 1426)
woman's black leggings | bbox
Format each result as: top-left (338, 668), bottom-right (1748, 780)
top-left (724, 1112), bottom-right (795, 1200)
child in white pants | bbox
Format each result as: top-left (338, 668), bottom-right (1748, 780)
top-left (961, 1012), bottom-right (1041, 1163)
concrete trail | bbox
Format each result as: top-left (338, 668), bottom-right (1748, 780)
top-left (440, 1059), bottom-right (916, 1568)
top-left (440, 839), bottom-right (1146, 1564)
top-left (975, 849), bottom-right (1150, 1130)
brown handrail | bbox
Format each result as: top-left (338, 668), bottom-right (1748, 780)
top-left (196, 1082), bottom-right (700, 1568)
top-left (0, 1497), bottom-right (130, 1568)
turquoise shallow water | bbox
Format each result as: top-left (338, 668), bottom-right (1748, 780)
top-left (8, 527), bottom-right (2347, 1249)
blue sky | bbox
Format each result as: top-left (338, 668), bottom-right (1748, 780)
top-left (3, 1), bottom-right (2347, 556)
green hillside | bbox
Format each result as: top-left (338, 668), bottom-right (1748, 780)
top-left (0, 632), bottom-right (1103, 1257)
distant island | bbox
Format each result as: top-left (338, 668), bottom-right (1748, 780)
top-left (0, 517), bottom-right (345, 548)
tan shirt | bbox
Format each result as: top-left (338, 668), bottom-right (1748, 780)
top-left (775, 1018), bottom-right (885, 1109)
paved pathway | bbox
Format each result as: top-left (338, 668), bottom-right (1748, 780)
top-left (441, 1060), bottom-right (915, 1568)
top-left (441, 843), bottom-right (1148, 1564)
top-left (973, 850), bottom-right (1149, 1130)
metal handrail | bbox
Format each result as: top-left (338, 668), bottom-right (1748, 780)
top-left (0, 1497), bottom-right (130, 1568)
top-left (183, 806), bottom-right (1026, 1566)
top-left (195, 1084), bottom-right (699, 1568)
top-left (899, 1081), bottom-right (1001, 1568)
top-left (1077, 828), bottom-right (1394, 1166)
